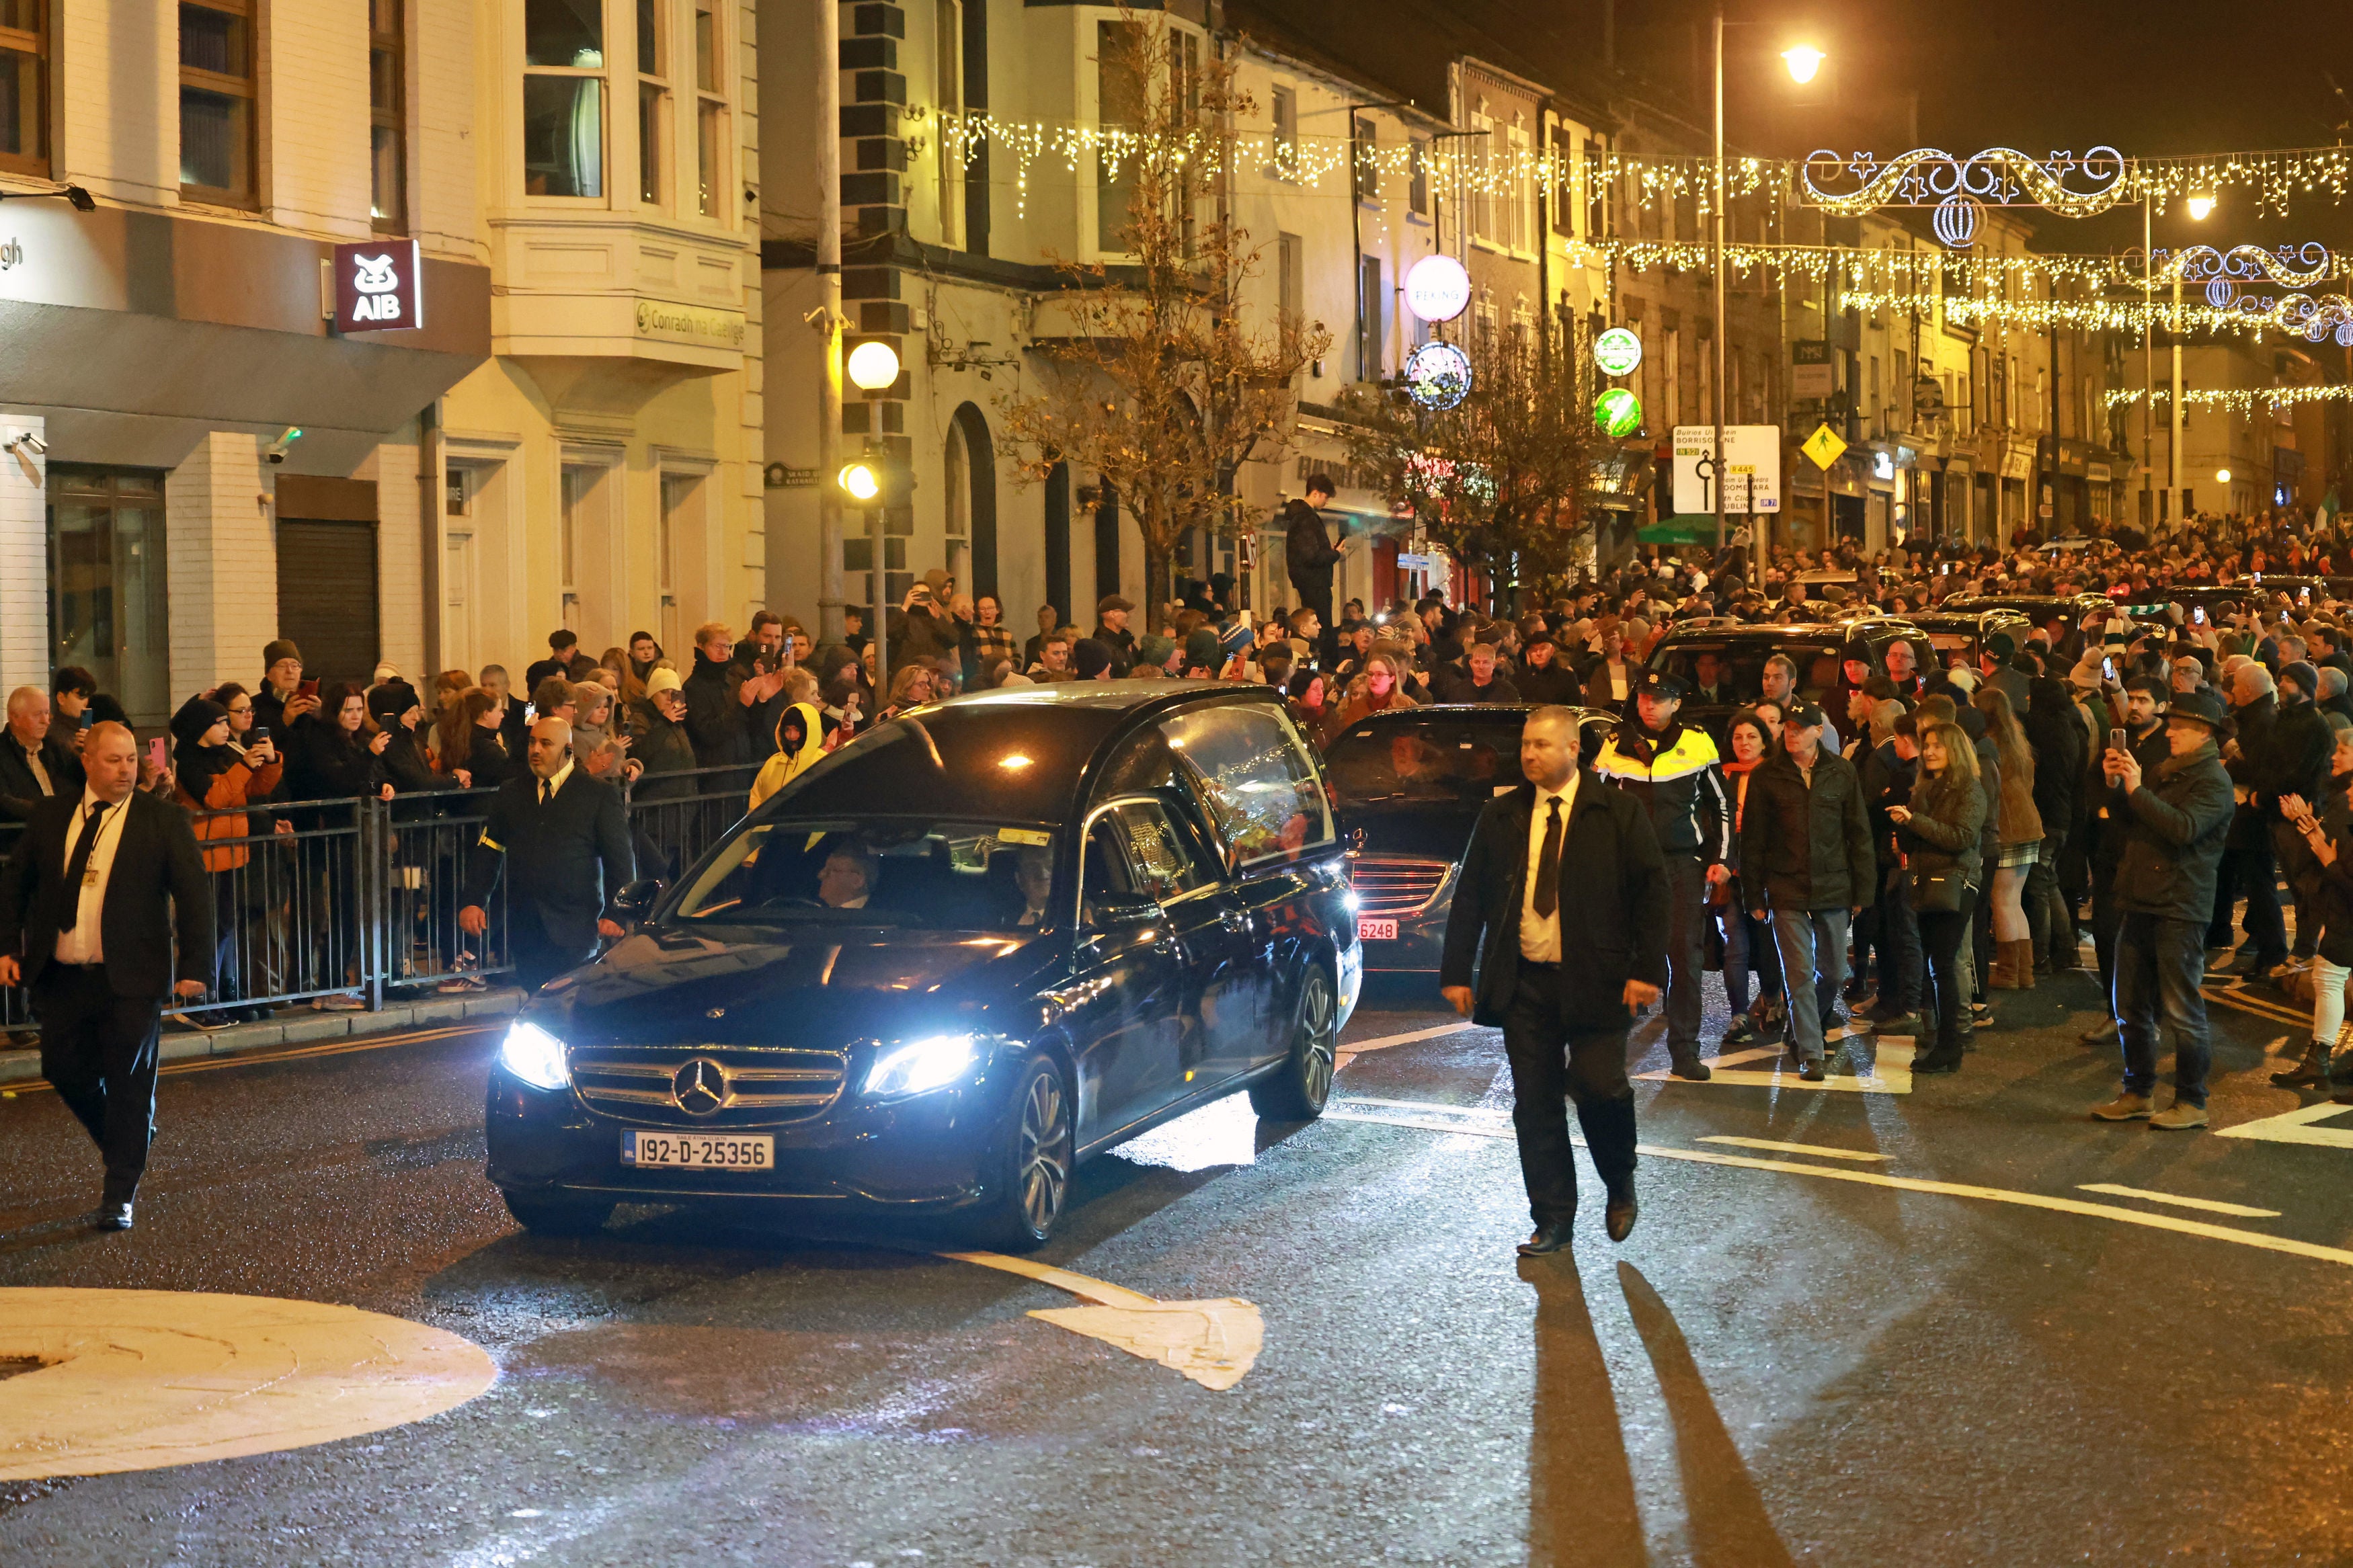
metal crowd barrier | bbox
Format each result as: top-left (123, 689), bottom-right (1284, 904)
top-left (0, 762), bottom-right (759, 1035)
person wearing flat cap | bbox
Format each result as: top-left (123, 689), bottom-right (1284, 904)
top-left (2092, 688), bottom-right (2236, 1130)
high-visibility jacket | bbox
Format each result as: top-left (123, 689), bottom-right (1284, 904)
top-left (1593, 720), bottom-right (1732, 866)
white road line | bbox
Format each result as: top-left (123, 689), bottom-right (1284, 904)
top-left (1698, 1135), bottom-right (1891, 1162)
top-left (1338, 1022), bottom-right (1484, 1055)
top-left (1319, 1096), bottom-right (2353, 1271)
top-left (1334, 1095), bottom-right (1505, 1117)
top-left (2213, 1101), bottom-right (2353, 1149)
top-left (2075, 1183), bottom-right (2283, 1219)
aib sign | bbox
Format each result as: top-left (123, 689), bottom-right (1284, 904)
top-left (332, 239), bottom-right (423, 333)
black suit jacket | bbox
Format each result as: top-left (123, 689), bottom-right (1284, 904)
top-left (0, 731), bottom-right (85, 823)
top-left (1439, 772), bottom-right (1669, 1030)
top-left (0, 790), bottom-right (215, 998)
top-left (465, 770), bottom-right (635, 953)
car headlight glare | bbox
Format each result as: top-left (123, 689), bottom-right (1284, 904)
top-left (863, 1032), bottom-right (980, 1098)
top-left (499, 1019), bottom-right (571, 1091)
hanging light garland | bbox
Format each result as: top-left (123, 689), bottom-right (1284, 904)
top-left (1564, 237), bottom-right (2334, 292)
top-left (2104, 384), bottom-right (2353, 417)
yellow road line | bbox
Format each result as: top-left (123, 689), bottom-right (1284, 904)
top-left (939, 1250), bottom-right (1160, 1309)
top-left (1698, 1134), bottom-right (1891, 1162)
top-left (2075, 1182), bottom-right (2282, 1219)
top-left (0, 1023), bottom-right (493, 1098)
top-left (939, 1251), bottom-right (1261, 1390)
top-left (1324, 1100), bottom-right (2353, 1270)
top-left (2202, 985), bottom-right (2314, 1029)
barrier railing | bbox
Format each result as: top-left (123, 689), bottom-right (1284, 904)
top-left (0, 763), bottom-right (759, 1034)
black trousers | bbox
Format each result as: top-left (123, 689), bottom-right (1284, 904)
top-left (1290, 576), bottom-right (1336, 664)
top-left (1503, 964), bottom-right (1638, 1228)
top-left (1661, 853), bottom-right (1705, 1055)
top-left (35, 962), bottom-right (165, 1204)
top-left (510, 905), bottom-right (597, 993)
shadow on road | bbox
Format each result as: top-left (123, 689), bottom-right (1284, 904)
top-left (1520, 1255), bottom-right (1648, 1567)
top-left (1618, 1261), bottom-right (1798, 1568)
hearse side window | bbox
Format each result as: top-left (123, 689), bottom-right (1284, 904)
top-left (1157, 704), bottom-right (1333, 870)
top-left (1650, 641), bottom-right (1843, 704)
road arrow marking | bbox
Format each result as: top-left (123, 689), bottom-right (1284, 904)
top-left (941, 1252), bottom-right (1261, 1391)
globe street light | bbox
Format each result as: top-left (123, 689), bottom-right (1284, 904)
top-left (2186, 193), bottom-right (2216, 222)
top-left (1782, 45), bottom-right (1824, 84)
top-left (846, 339), bottom-right (901, 393)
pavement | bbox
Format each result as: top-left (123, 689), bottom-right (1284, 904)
top-left (1, 951), bottom-right (2350, 1565)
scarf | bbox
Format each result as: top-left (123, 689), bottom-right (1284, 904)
top-left (1722, 754), bottom-right (1763, 830)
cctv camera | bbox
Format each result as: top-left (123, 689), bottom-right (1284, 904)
top-left (15, 432), bottom-right (44, 456)
top-left (264, 427), bottom-right (303, 464)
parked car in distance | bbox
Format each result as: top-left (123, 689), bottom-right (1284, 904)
top-left (485, 682), bottom-right (1359, 1251)
top-left (1324, 705), bottom-right (1619, 976)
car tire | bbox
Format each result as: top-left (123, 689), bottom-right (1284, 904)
top-left (1249, 961), bottom-right (1338, 1122)
top-left (502, 1192), bottom-right (616, 1236)
top-left (969, 1052), bottom-right (1074, 1252)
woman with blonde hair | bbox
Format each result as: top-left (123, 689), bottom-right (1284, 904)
top-left (1972, 684), bottom-right (2044, 989)
top-left (1324, 652), bottom-right (1417, 739)
top-left (1888, 720), bottom-right (1987, 1071)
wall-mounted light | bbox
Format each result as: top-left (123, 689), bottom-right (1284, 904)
top-left (1782, 46), bottom-right (1825, 84)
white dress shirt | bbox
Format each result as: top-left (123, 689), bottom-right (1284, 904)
top-left (53, 788), bottom-right (129, 966)
top-left (13, 735), bottom-right (52, 797)
top-left (1519, 774), bottom-right (1579, 963)
top-left (536, 759), bottom-right (575, 804)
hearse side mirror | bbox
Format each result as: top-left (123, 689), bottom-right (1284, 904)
top-left (611, 879), bottom-right (666, 922)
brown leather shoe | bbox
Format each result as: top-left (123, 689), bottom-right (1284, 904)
top-left (2149, 1099), bottom-right (2209, 1130)
top-left (2091, 1091), bottom-right (2152, 1121)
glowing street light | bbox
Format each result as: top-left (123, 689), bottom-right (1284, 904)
top-left (2186, 192), bottom-right (2216, 221)
top-left (846, 339), bottom-right (902, 392)
top-left (2216, 468), bottom-right (2232, 485)
top-left (838, 459), bottom-right (881, 501)
top-left (1782, 45), bottom-right (1825, 84)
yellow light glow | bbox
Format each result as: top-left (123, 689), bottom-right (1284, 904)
top-left (2216, 468), bottom-right (2232, 483)
top-left (2186, 194), bottom-right (2215, 220)
top-left (846, 340), bottom-right (902, 391)
top-left (838, 460), bottom-right (881, 501)
top-left (1782, 46), bottom-right (1825, 84)
top-left (999, 753), bottom-right (1033, 770)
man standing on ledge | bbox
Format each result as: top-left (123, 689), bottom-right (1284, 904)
top-left (461, 717), bottom-right (635, 991)
top-left (1281, 475), bottom-right (1343, 664)
top-left (1441, 706), bottom-right (1669, 1255)
top-left (0, 722), bottom-right (213, 1230)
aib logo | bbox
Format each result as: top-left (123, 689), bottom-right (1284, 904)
top-left (349, 253), bottom-right (403, 322)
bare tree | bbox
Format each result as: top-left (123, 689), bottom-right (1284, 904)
top-left (1334, 317), bottom-right (1603, 608)
top-left (996, 6), bottom-right (1329, 630)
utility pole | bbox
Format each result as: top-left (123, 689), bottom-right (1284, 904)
top-left (2141, 194), bottom-right (2154, 530)
top-left (814, 0), bottom-right (846, 645)
top-left (2170, 259), bottom-right (2185, 521)
top-left (1710, 7), bottom-right (1728, 570)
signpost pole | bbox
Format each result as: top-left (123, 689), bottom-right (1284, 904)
top-left (1710, 7), bottom-right (1729, 576)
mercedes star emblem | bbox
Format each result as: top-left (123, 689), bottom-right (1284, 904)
top-left (707, 1007), bottom-right (725, 1019)
top-left (672, 1057), bottom-right (729, 1116)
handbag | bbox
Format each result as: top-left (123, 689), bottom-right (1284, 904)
top-left (1910, 865), bottom-right (1965, 913)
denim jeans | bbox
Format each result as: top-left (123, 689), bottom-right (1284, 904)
top-left (2113, 912), bottom-right (2212, 1105)
top-left (1771, 907), bottom-right (1850, 1065)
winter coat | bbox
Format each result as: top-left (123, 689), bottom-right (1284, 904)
top-left (682, 649), bottom-right (750, 768)
top-left (1737, 745), bottom-right (1876, 912)
top-left (1280, 498), bottom-right (1342, 591)
top-left (1860, 740), bottom-right (1919, 867)
top-left (2254, 696), bottom-right (2334, 819)
top-left (626, 701), bottom-right (701, 802)
top-left (748, 702), bottom-right (828, 811)
top-left (1514, 663), bottom-right (1585, 706)
top-left (2224, 691), bottom-right (2276, 850)
top-left (1991, 740), bottom-right (2044, 849)
top-left (2290, 788), bottom-right (2353, 966)
top-left (1899, 768), bottom-right (1988, 903)
top-left (174, 748), bottom-right (284, 873)
top-left (2110, 739), bottom-right (2237, 924)
top-left (2024, 679), bottom-right (2086, 837)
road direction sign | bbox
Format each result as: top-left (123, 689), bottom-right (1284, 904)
top-left (1672, 425), bottom-right (1782, 515)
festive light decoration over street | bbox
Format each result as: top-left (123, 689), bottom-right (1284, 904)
top-left (2103, 384), bottom-right (2353, 417)
top-left (1800, 147), bottom-right (2130, 217)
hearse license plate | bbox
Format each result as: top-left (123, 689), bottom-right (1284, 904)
top-left (1358, 917), bottom-right (1399, 941)
top-left (621, 1130), bottom-right (774, 1170)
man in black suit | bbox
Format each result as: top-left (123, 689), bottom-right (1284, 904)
top-left (0, 686), bottom-right (85, 821)
top-left (459, 717), bottom-right (635, 990)
top-left (1441, 706), bottom-right (1669, 1256)
top-left (0, 721), bottom-right (213, 1230)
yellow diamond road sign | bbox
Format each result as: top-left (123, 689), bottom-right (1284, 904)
top-left (1802, 423), bottom-right (1848, 470)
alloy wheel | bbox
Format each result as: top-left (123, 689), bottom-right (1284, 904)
top-left (1017, 1069), bottom-right (1072, 1234)
top-left (1299, 971), bottom-right (1337, 1108)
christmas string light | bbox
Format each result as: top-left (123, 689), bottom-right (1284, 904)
top-left (1800, 146), bottom-right (2130, 217)
top-left (2104, 384), bottom-right (2353, 417)
top-left (1566, 237), bottom-right (2338, 293)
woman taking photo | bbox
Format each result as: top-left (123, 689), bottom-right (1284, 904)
top-left (284, 682), bottom-right (393, 1010)
top-left (1888, 720), bottom-right (1987, 1073)
top-left (2275, 716), bottom-right (2353, 1102)
top-left (1973, 685), bottom-right (2043, 989)
top-left (1716, 708), bottom-right (1786, 1045)
top-left (1324, 653), bottom-right (1416, 739)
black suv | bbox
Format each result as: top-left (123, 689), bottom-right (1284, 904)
top-left (1642, 620), bottom-right (1925, 738)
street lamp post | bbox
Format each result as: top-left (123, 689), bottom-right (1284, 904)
top-left (2171, 194), bottom-right (2212, 522)
top-left (846, 340), bottom-right (904, 700)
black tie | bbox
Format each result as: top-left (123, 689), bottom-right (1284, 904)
top-left (1533, 798), bottom-right (1563, 918)
top-left (59, 801), bottom-right (110, 932)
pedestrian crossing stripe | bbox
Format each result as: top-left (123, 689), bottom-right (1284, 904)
top-left (1634, 1036), bottom-right (1913, 1094)
top-left (2213, 1101), bottom-right (2353, 1149)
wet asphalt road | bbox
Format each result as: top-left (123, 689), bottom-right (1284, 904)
top-left (3, 960), bottom-right (2352, 1567)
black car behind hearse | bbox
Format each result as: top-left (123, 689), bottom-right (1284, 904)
top-left (485, 683), bottom-right (1361, 1249)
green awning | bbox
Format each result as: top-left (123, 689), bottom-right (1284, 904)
top-left (1636, 513), bottom-right (1728, 544)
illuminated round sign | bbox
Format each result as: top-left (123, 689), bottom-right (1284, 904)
top-left (1402, 255), bottom-right (1472, 323)
top-left (1931, 193), bottom-right (1980, 250)
top-left (1593, 327), bottom-right (1643, 377)
top-left (1593, 387), bottom-right (1642, 438)
top-left (1402, 341), bottom-right (1472, 410)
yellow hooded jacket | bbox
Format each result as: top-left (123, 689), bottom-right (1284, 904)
top-left (748, 701), bottom-right (827, 810)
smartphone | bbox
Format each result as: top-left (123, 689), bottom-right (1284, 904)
top-left (145, 737), bottom-right (167, 774)
top-left (2194, 606), bottom-right (2207, 624)
top-left (78, 710), bottom-right (92, 732)
top-left (1940, 564), bottom-right (1950, 575)
top-left (297, 678), bottom-right (320, 699)
top-left (2102, 656), bottom-right (2116, 682)
top-left (249, 725), bottom-right (270, 745)
top-left (2110, 727), bottom-right (2127, 755)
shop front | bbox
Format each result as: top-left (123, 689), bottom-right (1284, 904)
top-left (0, 202), bottom-right (489, 720)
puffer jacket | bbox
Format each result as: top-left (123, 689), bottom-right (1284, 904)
top-left (2110, 738), bottom-right (2237, 924)
top-left (1593, 718), bottom-right (1730, 866)
top-left (1738, 745), bottom-right (1875, 911)
top-left (1899, 768), bottom-right (1987, 903)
